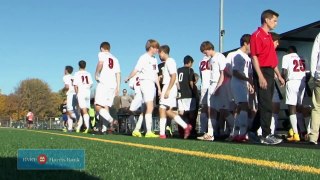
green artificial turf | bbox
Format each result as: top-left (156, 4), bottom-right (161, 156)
top-left (0, 128), bottom-right (319, 179)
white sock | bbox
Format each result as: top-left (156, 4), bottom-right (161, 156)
top-left (257, 127), bottom-right (262, 136)
top-left (145, 114), bottom-right (152, 133)
top-left (233, 118), bottom-right (240, 136)
top-left (207, 118), bottom-right (216, 137)
top-left (238, 111), bottom-right (248, 136)
top-left (271, 113), bottom-right (278, 135)
top-left (67, 118), bottom-right (73, 131)
top-left (83, 114), bottom-right (90, 129)
top-left (134, 114), bottom-right (144, 131)
top-left (70, 112), bottom-right (77, 120)
top-left (76, 116), bottom-right (83, 130)
top-left (270, 116), bottom-right (275, 135)
top-left (99, 109), bottom-right (112, 123)
top-left (200, 112), bottom-right (208, 133)
top-left (289, 114), bottom-right (298, 134)
top-left (159, 118), bottom-right (167, 135)
top-left (173, 115), bottom-right (187, 129)
top-left (102, 125), bottom-right (107, 132)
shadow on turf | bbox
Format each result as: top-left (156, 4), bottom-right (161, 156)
top-left (0, 157), bottom-right (100, 180)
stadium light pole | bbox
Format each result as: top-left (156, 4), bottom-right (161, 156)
top-left (219, 0), bottom-right (225, 52)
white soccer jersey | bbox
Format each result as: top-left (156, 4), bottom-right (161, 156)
top-left (97, 52), bottom-right (121, 88)
top-left (199, 56), bottom-right (211, 89)
top-left (63, 74), bottom-right (75, 95)
top-left (73, 70), bottom-right (93, 94)
top-left (230, 49), bottom-right (252, 79)
top-left (135, 53), bottom-right (158, 82)
top-left (209, 52), bottom-right (226, 82)
top-left (282, 53), bottom-right (306, 80)
top-left (162, 58), bottom-right (177, 85)
top-left (129, 74), bottom-right (141, 94)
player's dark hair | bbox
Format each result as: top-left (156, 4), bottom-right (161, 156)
top-left (270, 32), bottom-right (280, 42)
top-left (200, 41), bottom-right (214, 52)
top-left (145, 39), bottom-right (160, 51)
top-left (79, 60), bottom-right (86, 69)
top-left (183, 55), bottom-right (194, 65)
top-left (288, 46), bottom-right (297, 53)
top-left (261, 9), bottom-right (279, 25)
top-left (240, 34), bottom-right (251, 46)
top-left (65, 66), bottom-right (73, 74)
top-left (159, 45), bottom-right (170, 55)
top-left (100, 42), bottom-right (111, 51)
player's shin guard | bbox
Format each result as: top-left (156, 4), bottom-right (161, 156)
top-left (173, 115), bottom-right (187, 129)
top-left (289, 114), bottom-right (299, 134)
top-left (99, 109), bottom-right (112, 123)
top-left (67, 118), bottom-right (73, 131)
top-left (207, 118), bottom-right (216, 137)
top-left (76, 116), bottom-right (83, 131)
top-left (134, 114), bottom-right (144, 131)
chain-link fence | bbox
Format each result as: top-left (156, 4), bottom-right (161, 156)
top-left (0, 117), bottom-right (65, 130)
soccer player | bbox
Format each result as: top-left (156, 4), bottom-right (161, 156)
top-left (177, 55), bottom-right (197, 137)
top-left (249, 9), bottom-right (285, 145)
top-left (230, 34), bottom-right (253, 142)
top-left (282, 46), bottom-right (306, 142)
top-left (198, 54), bottom-right (211, 135)
top-left (74, 60), bottom-right (93, 133)
top-left (95, 42), bottom-right (121, 134)
top-left (158, 45), bottom-right (192, 139)
top-left (197, 41), bottom-right (225, 141)
top-left (63, 65), bottom-right (77, 132)
top-left (125, 39), bottom-right (161, 138)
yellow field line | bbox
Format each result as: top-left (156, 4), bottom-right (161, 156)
top-left (28, 129), bottom-right (320, 175)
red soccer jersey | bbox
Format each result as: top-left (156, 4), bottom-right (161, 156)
top-left (250, 27), bottom-right (278, 68)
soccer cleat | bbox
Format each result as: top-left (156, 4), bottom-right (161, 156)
top-left (261, 135), bottom-right (283, 145)
top-left (287, 133), bottom-right (300, 142)
top-left (197, 133), bottom-right (214, 141)
top-left (233, 135), bottom-right (248, 142)
top-left (145, 132), bottom-right (159, 138)
top-left (76, 129), bottom-right (80, 133)
top-left (166, 126), bottom-right (173, 137)
top-left (288, 128), bottom-right (294, 137)
top-left (184, 124), bottom-right (192, 139)
top-left (159, 134), bottom-right (167, 139)
top-left (83, 129), bottom-right (89, 134)
top-left (132, 130), bottom-right (142, 137)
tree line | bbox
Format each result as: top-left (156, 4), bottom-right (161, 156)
top-left (0, 78), bottom-right (64, 121)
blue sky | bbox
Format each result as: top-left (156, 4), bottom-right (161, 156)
top-left (0, 0), bottom-right (319, 95)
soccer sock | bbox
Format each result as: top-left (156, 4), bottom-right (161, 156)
top-left (207, 118), bottom-right (216, 137)
top-left (238, 111), bottom-right (248, 136)
top-left (289, 114), bottom-right (298, 134)
top-left (67, 118), bottom-right (73, 131)
top-left (297, 113), bottom-right (306, 133)
top-left (257, 127), bottom-right (262, 136)
top-left (173, 115), bottom-right (187, 129)
top-left (159, 118), bottom-right (167, 135)
top-left (145, 114), bottom-right (152, 133)
top-left (200, 112), bottom-right (208, 133)
top-left (76, 116), bottom-right (83, 130)
top-left (272, 113), bottom-right (279, 134)
top-left (99, 109), bottom-right (112, 123)
top-left (134, 114), bottom-right (144, 131)
top-left (270, 116), bottom-right (275, 135)
top-left (83, 114), bottom-right (90, 130)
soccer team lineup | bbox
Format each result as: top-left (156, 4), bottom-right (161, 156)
top-left (60, 10), bottom-right (319, 146)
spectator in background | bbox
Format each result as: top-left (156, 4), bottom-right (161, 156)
top-left (309, 32), bottom-right (320, 145)
top-left (26, 109), bottom-right (34, 129)
top-left (120, 89), bottom-right (133, 113)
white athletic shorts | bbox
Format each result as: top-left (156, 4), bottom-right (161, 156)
top-left (231, 79), bottom-right (249, 104)
top-left (285, 79), bottom-right (306, 105)
top-left (129, 91), bottom-right (143, 112)
top-left (77, 91), bottom-right (90, 109)
top-left (67, 94), bottom-right (77, 111)
top-left (160, 84), bottom-right (177, 108)
top-left (140, 80), bottom-right (156, 103)
top-left (200, 88), bottom-right (208, 106)
top-left (95, 83), bottom-right (116, 107)
top-left (178, 98), bottom-right (196, 111)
